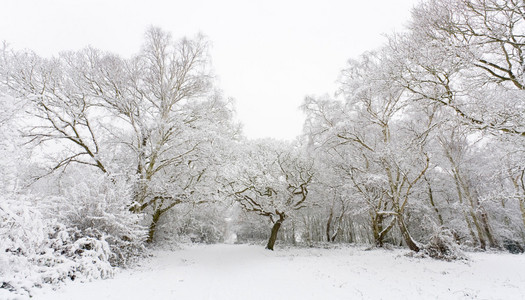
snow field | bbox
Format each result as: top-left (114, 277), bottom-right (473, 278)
top-left (34, 244), bottom-right (525, 300)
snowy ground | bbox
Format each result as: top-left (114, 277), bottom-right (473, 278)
top-left (29, 244), bottom-right (525, 300)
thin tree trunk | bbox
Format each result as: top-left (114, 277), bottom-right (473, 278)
top-left (451, 166), bottom-right (485, 248)
top-left (510, 170), bottom-right (525, 230)
top-left (425, 176), bottom-right (444, 226)
top-left (520, 199), bottom-right (525, 229)
top-left (464, 211), bottom-right (478, 245)
top-left (465, 189), bottom-right (490, 250)
top-left (469, 210), bottom-right (486, 250)
top-left (480, 210), bottom-right (497, 248)
top-left (292, 220), bottom-right (297, 245)
top-left (326, 208), bottom-right (333, 242)
top-left (397, 214), bottom-right (420, 252)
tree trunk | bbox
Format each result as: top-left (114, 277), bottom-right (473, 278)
top-left (266, 214), bottom-right (285, 250)
top-left (130, 137), bottom-right (149, 213)
top-left (397, 214), bottom-right (420, 252)
top-left (291, 219), bottom-right (296, 245)
top-left (372, 214), bottom-right (384, 247)
top-left (469, 210), bottom-right (486, 250)
top-left (326, 208), bottom-right (333, 242)
top-left (147, 209), bottom-right (162, 243)
top-left (425, 176), bottom-right (444, 226)
top-left (464, 211), bottom-right (478, 245)
top-left (518, 195), bottom-right (525, 232)
top-left (480, 210), bottom-right (497, 248)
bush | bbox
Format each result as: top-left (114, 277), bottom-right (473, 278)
top-left (0, 196), bottom-right (114, 298)
top-left (42, 173), bottom-right (147, 266)
top-left (1, 196), bottom-right (46, 297)
top-left (0, 174), bottom-right (148, 298)
top-left (503, 240), bottom-right (524, 254)
top-left (422, 228), bottom-right (467, 261)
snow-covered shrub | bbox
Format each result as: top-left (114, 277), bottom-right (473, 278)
top-left (0, 171), bottom-right (149, 297)
top-left (36, 223), bottom-right (115, 283)
top-left (0, 196), bottom-right (115, 298)
top-left (422, 227), bottom-right (467, 261)
top-left (0, 196), bottom-right (46, 298)
top-left (42, 173), bottom-right (147, 266)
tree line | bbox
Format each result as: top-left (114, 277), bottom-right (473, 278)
top-left (1, 2), bottom-right (524, 283)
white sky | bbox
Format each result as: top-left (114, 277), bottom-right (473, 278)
top-left (0, 0), bottom-right (419, 140)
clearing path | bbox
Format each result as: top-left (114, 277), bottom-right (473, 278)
top-left (36, 244), bottom-right (525, 299)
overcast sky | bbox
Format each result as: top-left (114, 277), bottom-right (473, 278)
top-left (0, 0), bottom-right (419, 140)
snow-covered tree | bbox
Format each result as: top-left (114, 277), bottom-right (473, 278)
top-left (227, 140), bottom-right (314, 250)
top-left (405, 0), bottom-right (525, 137)
top-left (0, 27), bottom-right (239, 243)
